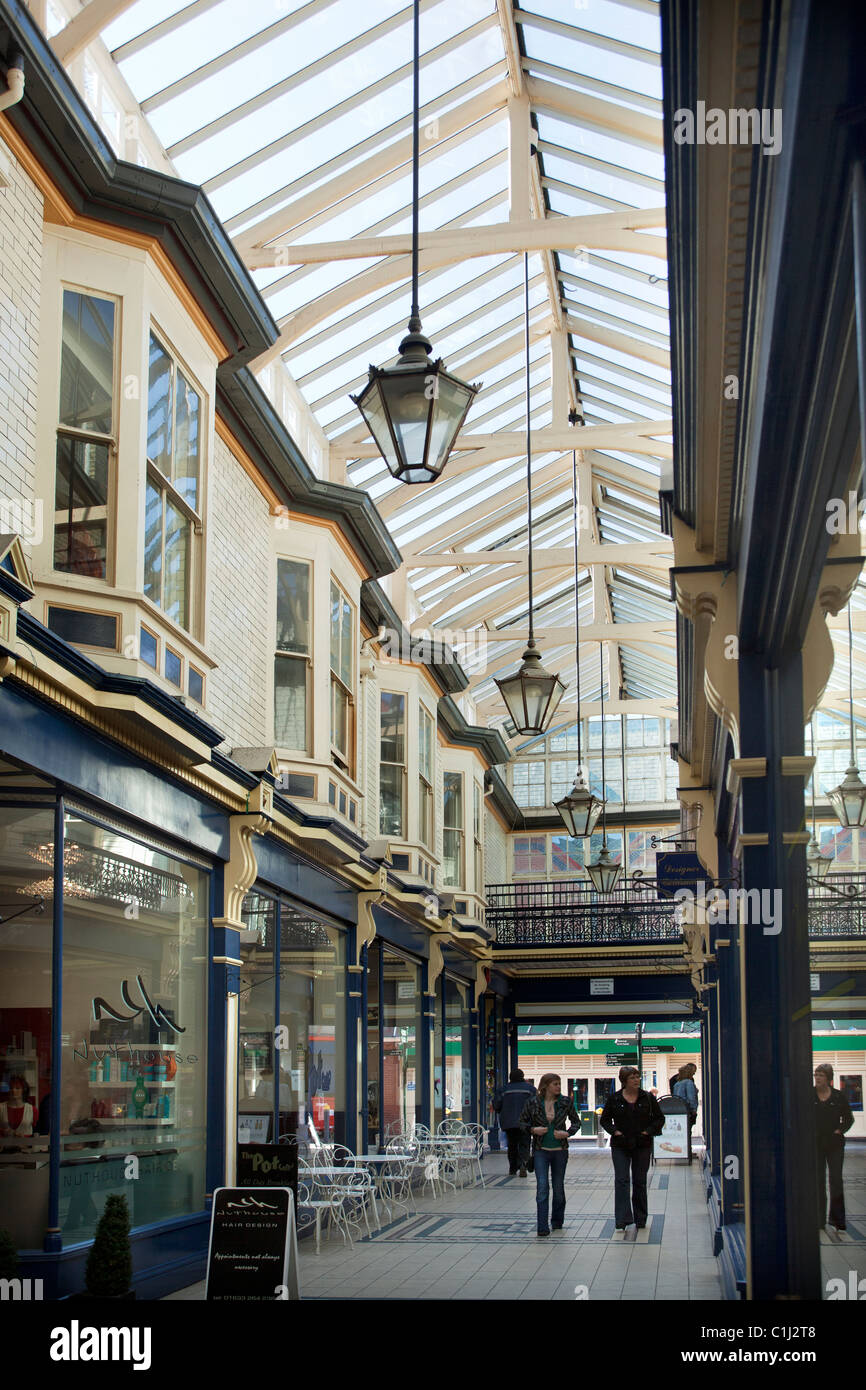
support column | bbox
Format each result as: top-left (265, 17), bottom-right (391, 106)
top-left (736, 650), bottom-right (820, 1300)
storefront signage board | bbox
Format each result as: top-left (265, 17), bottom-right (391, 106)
top-left (654, 1097), bottom-right (690, 1161)
top-left (206, 1187), bottom-right (299, 1301)
top-left (590, 978), bottom-right (614, 996)
top-left (604, 1052), bottom-right (638, 1065)
top-left (237, 1141), bottom-right (298, 1210)
top-left (655, 852), bottom-right (704, 898)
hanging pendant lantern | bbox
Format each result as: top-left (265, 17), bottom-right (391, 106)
top-left (555, 443), bottom-right (602, 836)
top-left (829, 604), bottom-right (866, 826)
top-left (495, 638), bottom-right (567, 738)
top-left (586, 643), bottom-right (622, 894)
top-left (806, 834), bottom-right (833, 880)
top-left (350, 0), bottom-right (478, 483)
top-left (555, 764), bottom-right (602, 839)
top-left (587, 843), bottom-right (622, 895)
top-left (494, 255), bottom-right (566, 735)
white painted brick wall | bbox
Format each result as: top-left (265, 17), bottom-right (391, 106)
top-left (484, 808), bottom-right (507, 887)
top-left (206, 434), bottom-right (270, 751)
top-left (0, 136), bottom-right (42, 560)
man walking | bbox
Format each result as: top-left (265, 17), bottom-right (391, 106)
top-left (493, 1069), bottom-right (536, 1177)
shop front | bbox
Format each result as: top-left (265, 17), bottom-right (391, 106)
top-left (0, 782), bottom-right (215, 1298)
top-left (237, 890), bottom-right (348, 1148)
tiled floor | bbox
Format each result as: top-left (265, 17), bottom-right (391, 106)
top-left (169, 1144), bottom-right (723, 1301)
top-left (166, 1143), bottom-right (866, 1301)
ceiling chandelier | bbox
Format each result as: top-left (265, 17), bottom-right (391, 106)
top-left (494, 255), bottom-right (567, 736)
top-left (350, 0), bottom-right (479, 484)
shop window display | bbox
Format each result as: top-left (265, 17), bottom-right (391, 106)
top-left (239, 894), bottom-right (345, 1147)
top-left (59, 814), bottom-right (208, 1241)
top-left (0, 807), bottom-right (55, 1250)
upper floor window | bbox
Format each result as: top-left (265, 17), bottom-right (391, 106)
top-left (274, 559), bottom-right (311, 751)
top-left (145, 331), bottom-right (203, 632)
top-left (380, 692), bottom-right (406, 837)
top-left (473, 781), bottom-right (483, 891)
top-left (330, 580), bottom-right (354, 771)
top-left (419, 706), bottom-right (434, 848)
top-left (443, 772), bottom-right (464, 887)
top-left (54, 288), bottom-right (118, 579)
top-left (512, 760), bottom-right (545, 808)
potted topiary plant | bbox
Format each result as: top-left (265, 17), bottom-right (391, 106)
top-left (84, 1194), bottom-right (134, 1299)
top-left (0, 1229), bottom-right (18, 1281)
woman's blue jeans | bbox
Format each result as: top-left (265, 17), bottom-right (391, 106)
top-left (534, 1148), bottom-right (568, 1233)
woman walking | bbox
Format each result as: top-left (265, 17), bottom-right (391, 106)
top-left (600, 1066), bottom-right (665, 1233)
top-left (519, 1073), bottom-right (580, 1237)
top-left (814, 1063), bottom-right (854, 1232)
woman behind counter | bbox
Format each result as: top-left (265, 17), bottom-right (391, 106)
top-left (519, 1073), bottom-right (580, 1237)
top-left (600, 1066), bottom-right (665, 1233)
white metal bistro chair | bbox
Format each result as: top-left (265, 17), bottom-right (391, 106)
top-left (297, 1159), bottom-right (353, 1254)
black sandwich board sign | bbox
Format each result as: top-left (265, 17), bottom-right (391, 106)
top-left (654, 1095), bottom-right (691, 1164)
top-left (237, 1140), bottom-right (298, 1211)
top-left (205, 1187), bottom-right (299, 1301)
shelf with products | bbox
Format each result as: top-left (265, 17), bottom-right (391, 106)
top-left (83, 1117), bottom-right (175, 1126)
top-left (89, 1081), bottom-right (176, 1089)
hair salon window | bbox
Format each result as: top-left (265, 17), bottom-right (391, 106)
top-left (274, 559), bottom-right (311, 752)
top-left (329, 580), bottom-right (354, 772)
top-left (145, 331), bottom-right (203, 634)
top-left (239, 894), bottom-right (345, 1146)
top-left (59, 812), bottom-right (208, 1242)
top-left (54, 288), bottom-right (118, 579)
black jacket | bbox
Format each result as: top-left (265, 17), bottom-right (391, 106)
top-left (519, 1094), bottom-right (580, 1152)
top-left (493, 1080), bottom-right (537, 1130)
top-left (600, 1089), bottom-right (665, 1149)
top-left (814, 1087), bottom-right (855, 1144)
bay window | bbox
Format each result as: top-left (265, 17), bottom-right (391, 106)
top-left (419, 706), bottom-right (434, 848)
top-left (145, 332), bottom-right (202, 633)
top-left (329, 581), bottom-right (354, 770)
top-left (380, 693), bottom-right (406, 837)
top-left (274, 559), bottom-right (311, 751)
top-left (54, 289), bottom-right (117, 578)
top-left (443, 772), bottom-right (463, 887)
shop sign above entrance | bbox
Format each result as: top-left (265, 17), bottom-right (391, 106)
top-left (655, 852), bottom-right (705, 899)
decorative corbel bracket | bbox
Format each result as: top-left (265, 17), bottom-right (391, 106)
top-left (214, 810), bottom-right (270, 930)
top-left (354, 866), bottom-right (387, 968)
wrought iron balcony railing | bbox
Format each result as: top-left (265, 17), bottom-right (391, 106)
top-left (485, 873), bottom-right (866, 948)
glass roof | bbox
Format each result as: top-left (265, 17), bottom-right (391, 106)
top-left (51, 0), bottom-right (684, 732)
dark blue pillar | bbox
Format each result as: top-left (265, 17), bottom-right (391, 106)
top-left (737, 649), bottom-right (820, 1299)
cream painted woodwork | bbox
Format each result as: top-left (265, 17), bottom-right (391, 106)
top-left (33, 223), bottom-right (218, 700)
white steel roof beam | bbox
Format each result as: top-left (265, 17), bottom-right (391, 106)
top-left (142, 0), bottom-right (344, 112)
top-left (527, 80), bottom-right (663, 151)
top-left (561, 276), bottom-right (668, 321)
top-left (51, 0), bottom-right (140, 64)
top-left (567, 315), bottom-right (670, 370)
top-left (230, 80), bottom-right (508, 244)
top-left (523, 59), bottom-right (663, 116)
top-left (245, 207), bottom-right (667, 269)
top-left (202, 12), bottom-right (499, 187)
top-left (335, 420), bottom-right (672, 462)
top-left (537, 139), bottom-right (665, 194)
top-left (514, 8), bottom-right (661, 66)
top-left (402, 542), bottom-right (673, 569)
top-left (111, 0), bottom-right (239, 61)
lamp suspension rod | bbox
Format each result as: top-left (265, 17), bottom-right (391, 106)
top-left (572, 447), bottom-right (582, 768)
top-left (599, 642), bottom-right (607, 847)
top-left (810, 718), bottom-right (817, 839)
top-left (409, 0), bottom-right (421, 333)
top-left (525, 252), bottom-right (534, 644)
top-left (849, 602), bottom-right (856, 766)
top-left (621, 710), bottom-right (627, 882)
